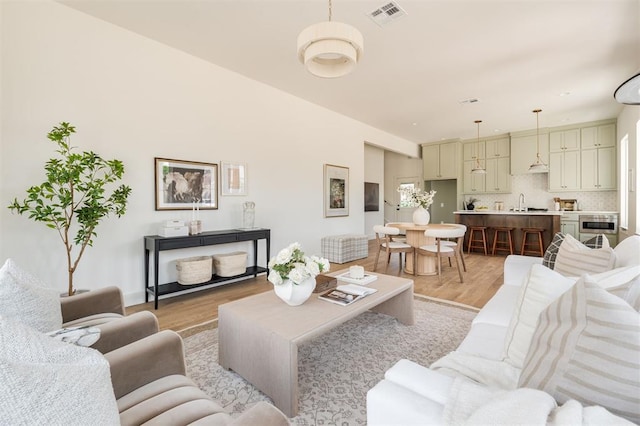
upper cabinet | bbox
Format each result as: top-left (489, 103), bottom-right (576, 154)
top-left (462, 136), bottom-right (511, 194)
top-left (485, 137), bottom-right (510, 158)
top-left (510, 131), bottom-right (549, 175)
top-left (549, 129), bottom-right (580, 152)
top-left (422, 141), bottom-right (458, 180)
top-left (463, 141), bottom-right (485, 161)
top-left (581, 123), bottom-right (615, 149)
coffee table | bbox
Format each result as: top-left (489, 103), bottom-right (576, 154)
top-left (218, 271), bottom-right (414, 417)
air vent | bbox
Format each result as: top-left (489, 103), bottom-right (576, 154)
top-left (459, 98), bottom-right (481, 105)
top-left (367, 2), bottom-right (408, 27)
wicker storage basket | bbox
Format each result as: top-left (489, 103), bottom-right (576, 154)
top-left (176, 256), bottom-right (213, 285)
top-left (212, 251), bottom-right (247, 277)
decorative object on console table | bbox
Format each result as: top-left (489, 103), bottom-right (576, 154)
top-left (268, 242), bottom-right (330, 306)
top-left (8, 122), bottom-right (132, 296)
top-left (220, 161), bottom-right (247, 196)
top-left (155, 157), bottom-right (218, 210)
top-left (324, 164), bottom-right (349, 217)
top-left (242, 201), bottom-right (255, 229)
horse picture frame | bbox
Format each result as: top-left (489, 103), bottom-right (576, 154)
top-left (154, 158), bottom-right (218, 210)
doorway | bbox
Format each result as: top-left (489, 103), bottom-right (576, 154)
top-left (425, 179), bottom-right (457, 224)
top-left (393, 176), bottom-right (421, 223)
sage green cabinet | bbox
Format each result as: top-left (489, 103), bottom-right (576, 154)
top-left (423, 142), bottom-right (458, 180)
top-left (549, 150), bottom-right (580, 191)
top-left (510, 132), bottom-right (549, 175)
top-left (485, 157), bottom-right (511, 192)
top-left (550, 129), bottom-right (580, 152)
top-left (581, 146), bottom-right (616, 190)
top-left (485, 137), bottom-right (510, 158)
top-left (581, 124), bottom-right (615, 149)
top-left (463, 160), bottom-right (485, 193)
top-left (463, 141), bottom-right (485, 161)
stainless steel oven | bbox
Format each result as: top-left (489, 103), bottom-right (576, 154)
top-left (579, 214), bottom-right (618, 234)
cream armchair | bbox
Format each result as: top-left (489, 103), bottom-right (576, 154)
top-left (60, 286), bottom-right (158, 354)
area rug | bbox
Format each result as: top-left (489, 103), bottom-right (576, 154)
top-left (182, 296), bottom-right (477, 425)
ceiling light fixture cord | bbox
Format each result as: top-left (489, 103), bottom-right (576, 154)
top-left (471, 120), bottom-right (486, 174)
top-left (328, 0), bottom-right (332, 21)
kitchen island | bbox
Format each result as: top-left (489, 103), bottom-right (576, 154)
top-left (455, 210), bottom-right (562, 254)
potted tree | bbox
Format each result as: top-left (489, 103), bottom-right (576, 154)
top-left (8, 122), bottom-right (132, 296)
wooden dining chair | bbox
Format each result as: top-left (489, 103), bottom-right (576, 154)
top-left (373, 225), bottom-right (415, 275)
top-left (416, 225), bottom-right (467, 283)
top-left (435, 224), bottom-right (467, 272)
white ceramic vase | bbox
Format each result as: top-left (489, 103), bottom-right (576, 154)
top-left (273, 276), bottom-right (316, 306)
top-left (413, 206), bottom-right (431, 225)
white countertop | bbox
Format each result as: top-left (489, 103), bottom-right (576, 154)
top-left (454, 210), bottom-right (618, 216)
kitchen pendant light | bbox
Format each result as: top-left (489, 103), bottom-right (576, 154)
top-left (297, 0), bottom-right (364, 78)
top-left (528, 109), bottom-right (548, 173)
top-left (613, 72), bottom-right (640, 105)
top-left (471, 120), bottom-right (487, 175)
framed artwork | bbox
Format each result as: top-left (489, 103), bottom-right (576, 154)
top-left (220, 161), bottom-right (248, 196)
top-left (364, 182), bottom-right (379, 212)
top-left (155, 157), bottom-right (218, 210)
top-left (324, 164), bottom-right (349, 217)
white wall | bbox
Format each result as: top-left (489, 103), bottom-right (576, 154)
top-left (364, 144), bottom-right (384, 238)
top-left (0, 1), bottom-right (418, 304)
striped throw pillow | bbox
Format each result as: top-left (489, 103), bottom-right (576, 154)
top-left (519, 277), bottom-right (640, 424)
top-left (542, 233), bottom-right (607, 270)
top-left (553, 234), bottom-right (615, 276)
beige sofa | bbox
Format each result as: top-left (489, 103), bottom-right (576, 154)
top-left (107, 329), bottom-right (290, 425)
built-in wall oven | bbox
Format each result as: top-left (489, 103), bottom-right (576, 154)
top-left (579, 214), bottom-right (618, 234)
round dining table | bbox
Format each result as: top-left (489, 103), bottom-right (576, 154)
top-left (386, 222), bottom-right (461, 276)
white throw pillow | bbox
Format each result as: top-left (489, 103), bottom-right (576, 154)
top-left (0, 315), bottom-right (119, 425)
top-left (553, 234), bottom-right (616, 277)
top-left (502, 264), bottom-right (576, 369)
top-left (519, 277), bottom-right (640, 424)
top-left (0, 258), bottom-right (62, 332)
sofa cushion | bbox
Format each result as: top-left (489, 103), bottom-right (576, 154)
top-left (614, 235), bottom-right (640, 268)
top-left (472, 285), bottom-right (520, 327)
top-left (502, 264), bottom-right (575, 369)
top-left (553, 234), bottom-right (615, 277)
top-left (519, 277), bottom-right (640, 424)
top-left (457, 322), bottom-right (510, 360)
top-left (367, 379), bottom-right (446, 426)
top-left (502, 255), bottom-right (543, 287)
top-left (542, 233), bottom-right (608, 270)
top-left (0, 315), bottom-right (119, 424)
top-left (384, 359), bottom-right (454, 405)
top-left (0, 258), bottom-right (62, 332)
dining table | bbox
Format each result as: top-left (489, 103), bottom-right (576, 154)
top-left (386, 222), bottom-right (462, 276)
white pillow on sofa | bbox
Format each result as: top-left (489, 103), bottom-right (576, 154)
top-left (553, 234), bottom-right (616, 277)
top-left (502, 264), bottom-right (575, 369)
top-left (0, 315), bottom-right (119, 424)
top-left (0, 258), bottom-right (62, 332)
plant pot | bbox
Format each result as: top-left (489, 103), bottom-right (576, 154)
top-left (273, 277), bottom-right (315, 306)
top-left (412, 206), bottom-right (431, 226)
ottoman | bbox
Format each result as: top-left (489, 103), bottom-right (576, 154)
top-left (321, 234), bottom-right (368, 264)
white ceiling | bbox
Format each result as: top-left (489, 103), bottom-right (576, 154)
top-left (60, 0), bottom-right (640, 144)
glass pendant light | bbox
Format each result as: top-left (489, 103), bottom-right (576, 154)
top-left (471, 120), bottom-right (486, 174)
top-left (528, 109), bottom-right (548, 173)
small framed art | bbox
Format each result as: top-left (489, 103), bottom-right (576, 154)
top-left (155, 158), bottom-right (218, 210)
top-left (220, 161), bottom-right (247, 196)
top-left (324, 164), bottom-right (349, 217)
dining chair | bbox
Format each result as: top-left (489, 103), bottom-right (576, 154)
top-left (416, 225), bottom-right (467, 283)
top-left (373, 225), bottom-right (415, 275)
top-left (435, 224), bottom-right (467, 272)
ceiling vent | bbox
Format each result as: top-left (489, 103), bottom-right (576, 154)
top-left (459, 98), bottom-right (481, 105)
top-left (367, 2), bottom-right (408, 27)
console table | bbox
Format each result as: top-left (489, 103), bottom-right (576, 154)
top-left (144, 228), bottom-right (270, 309)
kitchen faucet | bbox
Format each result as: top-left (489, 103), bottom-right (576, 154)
top-left (518, 193), bottom-right (525, 212)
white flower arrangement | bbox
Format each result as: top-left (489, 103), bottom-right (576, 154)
top-left (267, 242), bottom-right (330, 285)
top-left (397, 187), bottom-right (437, 209)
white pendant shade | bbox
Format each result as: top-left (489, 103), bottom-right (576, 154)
top-left (297, 21), bottom-right (363, 78)
top-left (614, 72), bottom-right (640, 105)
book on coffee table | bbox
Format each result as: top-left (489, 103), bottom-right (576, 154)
top-left (336, 272), bottom-right (378, 286)
top-left (319, 284), bottom-right (377, 306)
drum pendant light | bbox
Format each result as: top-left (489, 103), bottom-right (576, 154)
top-left (471, 120), bottom-right (487, 174)
top-left (297, 0), bottom-right (364, 78)
top-left (528, 109), bottom-right (548, 173)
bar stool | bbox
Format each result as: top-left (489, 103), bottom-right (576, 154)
top-left (467, 226), bottom-right (488, 255)
top-left (520, 227), bottom-right (545, 257)
top-left (491, 227), bottom-right (514, 255)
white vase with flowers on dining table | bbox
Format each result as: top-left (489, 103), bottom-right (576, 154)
top-left (397, 186), bottom-right (437, 226)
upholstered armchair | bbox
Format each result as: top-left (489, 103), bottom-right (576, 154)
top-left (106, 330), bottom-right (290, 425)
top-left (60, 286), bottom-right (159, 354)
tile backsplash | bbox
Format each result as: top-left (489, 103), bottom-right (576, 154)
top-left (468, 174), bottom-right (618, 212)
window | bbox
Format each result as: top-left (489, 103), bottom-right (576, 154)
top-left (397, 183), bottom-right (416, 207)
top-left (621, 133), bottom-right (628, 230)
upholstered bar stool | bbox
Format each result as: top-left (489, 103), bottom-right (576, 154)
top-left (520, 227), bottom-right (545, 257)
top-left (491, 227), bottom-right (515, 255)
top-left (466, 226), bottom-right (488, 255)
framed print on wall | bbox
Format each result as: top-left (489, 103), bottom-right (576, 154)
top-left (220, 161), bottom-right (247, 196)
top-left (324, 164), bottom-right (349, 217)
top-left (155, 158), bottom-right (218, 210)
top-left (364, 182), bottom-right (379, 212)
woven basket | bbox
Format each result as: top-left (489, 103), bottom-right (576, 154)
top-left (212, 251), bottom-right (247, 277)
top-left (176, 256), bottom-right (212, 285)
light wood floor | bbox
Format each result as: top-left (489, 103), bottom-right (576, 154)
top-left (127, 241), bottom-right (508, 332)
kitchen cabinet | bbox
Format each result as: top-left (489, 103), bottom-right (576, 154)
top-left (581, 146), bottom-right (616, 190)
top-left (485, 157), bottom-right (511, 193)
top-left (550, 129), bottom-right (580, 152)
top-left (581, 123), bottom-right (615, 149)
top-left (463, 141), bottom-right (485, 161)
top-left (549, 150), bottom-right (580, 191)
top-left (463, 160), bottom-right (485, 193)
top-left (423, 141), bottom-right (458, 180)
top-left (510, 132), bottom-right (549, 175)
top-left (560, 213), bottom-right (579, 239)
top-left (485, 137), bottom-right (510, 158)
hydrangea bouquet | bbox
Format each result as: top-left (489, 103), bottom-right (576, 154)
top-left (397, 187), bottom-right (437, 208)
top-left (267, 242), bottom-right (330, 285)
